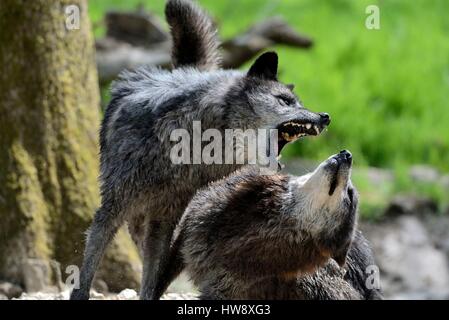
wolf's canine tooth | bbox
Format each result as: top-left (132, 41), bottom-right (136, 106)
top-left (306, 123), bottom-right (312, 130)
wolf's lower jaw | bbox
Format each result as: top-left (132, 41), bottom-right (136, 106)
top-left (281, 131), bottom-right (307, 142)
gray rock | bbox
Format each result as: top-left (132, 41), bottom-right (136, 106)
top-left (392, 291), bottom-right (449, 300)
top-left (22, 259), bottom-right (49, 293)
top-left (0, 281), bottom-right (23, 299)
top-left (440, 175), bottom-right (449, 190)
top-left (117, 289), bottom-right (138, 300)
top-left (361, 215), bottom-right (449, 299)
top-left (385, 195), bottom-right (438, 216)
top-left (0, 294), bottom-right (8, 300)
top-left (420, 213), bottom-right (449, 255)
top-left (409, 165), bottom-right (439, 183)
top-left (363, 167), bottom-right (394, 187)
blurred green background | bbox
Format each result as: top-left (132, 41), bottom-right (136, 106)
top-left (89, 0), bottom-right (449, 218)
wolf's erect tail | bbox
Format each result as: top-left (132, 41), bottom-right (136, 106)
top-left (165, 0), bottom-right (221, 70)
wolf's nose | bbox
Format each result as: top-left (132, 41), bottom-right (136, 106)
top-left (339, 150), bottom-right (352, 161)
top-left (319, 113), bottom-right (331, 126)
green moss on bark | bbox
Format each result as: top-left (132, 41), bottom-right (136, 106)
top-left (0, 0), bottom-right (140, 291)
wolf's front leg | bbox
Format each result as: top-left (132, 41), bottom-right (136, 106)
top-left (140, 219), bottom-right (176, 300)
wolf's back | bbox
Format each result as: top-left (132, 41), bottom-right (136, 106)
top-left (165, 0), bottom-right (221, 71)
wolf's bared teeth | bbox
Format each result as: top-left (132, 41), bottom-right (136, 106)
top-left (284, 121), bottom-right (299, 127)
top-left (279, 120), bottom-right (319, 142)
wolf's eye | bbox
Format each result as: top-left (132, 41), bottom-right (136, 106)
top-left (277, 95), bottom-right (294, 106)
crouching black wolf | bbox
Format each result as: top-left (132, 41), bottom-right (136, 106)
top-left (70, 0), bottom-right (330, 300)
top-left (167, 151), bottom-right (383, 299)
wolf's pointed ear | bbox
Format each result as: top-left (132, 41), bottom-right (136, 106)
top-left (247, 52), bottom-right (278, 80)
top-left (286, 84), bottom-right (295, 91)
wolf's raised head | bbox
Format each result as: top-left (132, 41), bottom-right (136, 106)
top-left (289, 150), bottom-right (358, 266)
top-left (232, 51), bottom-right (331, 154)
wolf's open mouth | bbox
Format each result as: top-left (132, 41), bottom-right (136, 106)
top-left (276, 120), bottom-right (325, 155)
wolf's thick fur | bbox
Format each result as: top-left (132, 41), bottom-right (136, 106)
top-left (70, 0), bottom-right (330, 300)
top-left (170, 152), bottom-right (383, 299)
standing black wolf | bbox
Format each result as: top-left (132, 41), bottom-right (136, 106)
top-left (70, 0), bottom-right (330, 300)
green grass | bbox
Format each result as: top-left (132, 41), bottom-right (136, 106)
top-left (89, 0), bottom-right (449, 215)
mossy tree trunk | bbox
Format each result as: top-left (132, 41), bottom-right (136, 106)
top-left (0, 0), bottom-right (140, 292)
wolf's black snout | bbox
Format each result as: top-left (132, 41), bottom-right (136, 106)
top-left (319, 112), bottom-right (331, 126)
top-left (339, 150), bottom-right (352, 161)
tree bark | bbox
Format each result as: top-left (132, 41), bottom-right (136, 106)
top-left (0, 0), bottom-right (140, 292)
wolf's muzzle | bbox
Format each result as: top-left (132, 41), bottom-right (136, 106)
top-left (327, 150), bottom-right (352, 195)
